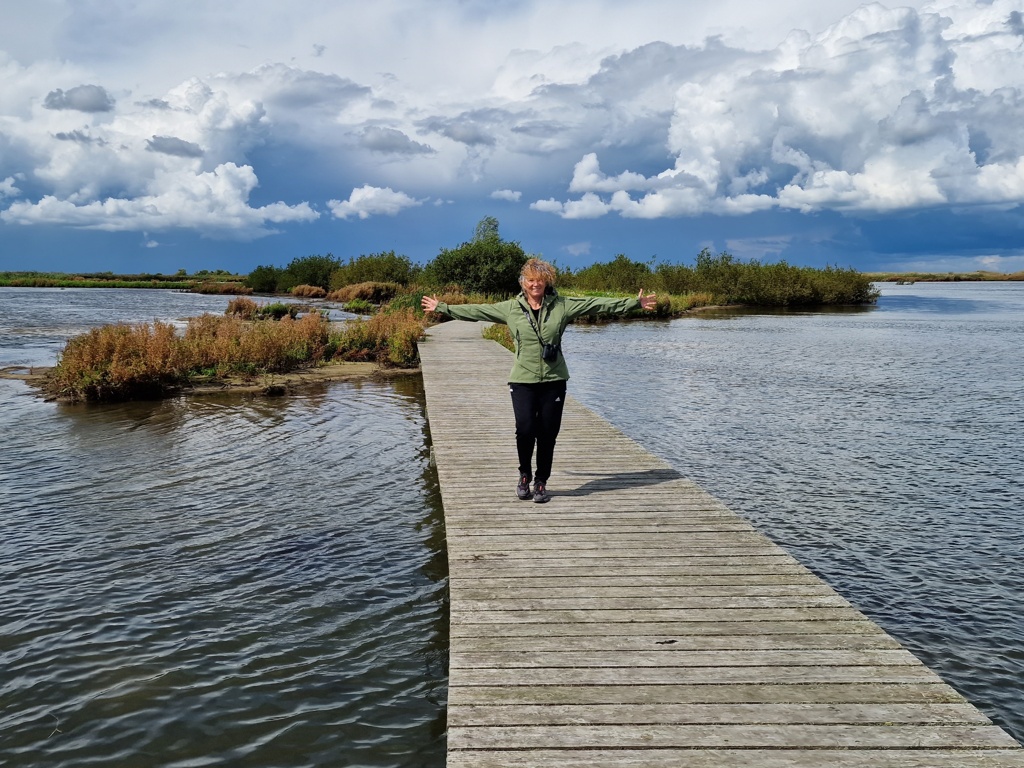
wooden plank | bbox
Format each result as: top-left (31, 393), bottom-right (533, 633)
top-left (447, 702), bottom-right (992, 726)
top-left (446, 750), bottom-right (1024, 768)
top-left (450, 649), bottom-right (925, 669)
top-left (447, 723), bottom-right (1021, 750)
top-left (416, 320), bottom-right (1024, 766)
top-left (454, 633), bottom-right (903, 652)
top-left (447, 683), bottom-right (968, 706)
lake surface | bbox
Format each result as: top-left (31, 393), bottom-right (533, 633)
top-left (565, 280), bottom-right (1024, 744)
top-left (3, 282), bottom-right (1023, 763)
top-left (0, 289), bottom-right (448, 767)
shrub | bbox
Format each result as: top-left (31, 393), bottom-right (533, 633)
top-left (246, 264), bottom-right (282, 293)
top-left (420, 217), bottom-right (528, 295)
top-left (343, 298), bottom-right (374, 315)
top-left (328, 251), bottom-right (418, 288)
top-left (179, 313), bottom-right (331, 375)
top-left (257, 302), bottom-right (299, 320)
top-left (193, 281), bottom-right (254, 295)
top-left (278, 254), bottom-right (341, 292)
top-left (226, 297), bottom-right (259, 319)
top-left (49, 321), bottom-right (184, 402)
top-left (291, 284), bottom-right (327, 298)
top-left (562, 254), bottom-right (654, 293)
top-left (333, 307), bottom-right (424, 367)
top-left (327, 281), bottom-right (402, 303)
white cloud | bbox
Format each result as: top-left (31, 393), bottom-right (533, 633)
top-left (1, 163), bottom-right (318, 237)
top-left (565, 241), bottom-right (591, 256)
top-left (534, 0), bottom-right (1024, 219)
top-left (328, 184), bottom-right (424, 220)
top-left (2, 0), bottom-right (1023, 246)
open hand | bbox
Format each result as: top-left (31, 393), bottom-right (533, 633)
top-left (421, 295), bottom-right (440, 313)
top-left (638, 290), bottom-right (657, 311)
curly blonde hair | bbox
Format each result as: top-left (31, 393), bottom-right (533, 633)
top-left (520, 258), bottom-right (557, 287)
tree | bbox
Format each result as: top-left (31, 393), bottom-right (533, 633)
top-left (473, 216), bottom-right (500, 242)
top-left (245, 264), bottom-right (282, 293)
top-left (279, 254), bottom-right (341, 292)
top-left (423, 217), bottom-right (528, 295)
top-left (328, 251), bottom-right (419, 289)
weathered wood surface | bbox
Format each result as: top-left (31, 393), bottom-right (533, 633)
top-left (418, 319), bottom-right (1024, 767)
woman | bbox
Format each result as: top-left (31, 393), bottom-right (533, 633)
top-left (421, 258), bottom-right (657, 503)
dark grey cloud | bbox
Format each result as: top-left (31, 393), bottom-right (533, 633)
top-left (250, 66), bottom-right (371, 110)
top-left (1008, 11), bottom-right (1024, 37)
top-left (360, 126), bottom-right (435, 154)
top-left (511, 120), bottom-right (568, 138)
top-left (43, 85), bottom-right (115, 112)
top-left (146, 136), bottom-right (205, 158)
top-left (54, 129), bottom-right (106, 145)
top-left (420, 108), bottom-right (518, 147)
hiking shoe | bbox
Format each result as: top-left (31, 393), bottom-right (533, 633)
top-left (533, 481), bottom-right (550, 504)
top-left (516, 475), bottom-right (532, 500)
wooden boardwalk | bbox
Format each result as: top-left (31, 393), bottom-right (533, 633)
top-left (418, 319), bottom-right (1024, 767)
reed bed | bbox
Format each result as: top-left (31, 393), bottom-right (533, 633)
top-left (50, 302), bottom-right (426, 402)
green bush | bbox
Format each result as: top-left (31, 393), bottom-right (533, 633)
top-left (561, 254), bottom-right (654, 293)
top-left (245, 264), bottom-right (282, 293)
top-left (420, 217), bottom-right (528, 295)
top-left (276, 254), bottom-right (342, 292)
top-left (257, 302), bottom-right (299, 320)
top-left (329, 251), bottom-right (418, 289)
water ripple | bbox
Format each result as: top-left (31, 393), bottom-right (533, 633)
top-left (2, 364), bottom-right (446, 767)
top-left (567, 282), bottom-right (1024, 745)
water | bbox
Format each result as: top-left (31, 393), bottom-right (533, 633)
top-left (565, 280), bottom-right (1024, 744)
top-left (4, 282), bottom-right (1024, 760)
top-left (0, 289), bottom-right (448, 767)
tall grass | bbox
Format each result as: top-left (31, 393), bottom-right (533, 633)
top-left (50, 301), bottom-right (428, 402)
top-left (49, 322), bottom-right (185, 402)
top-left (333, 307), bottom-right (423, 367)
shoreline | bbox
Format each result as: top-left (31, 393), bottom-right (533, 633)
top-left (0, 362), bottom-right (419, 403)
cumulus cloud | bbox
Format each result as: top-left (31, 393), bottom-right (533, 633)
top-left (327, 185), bottom-right (424, 219)
top-left (4, 0), bottom-right (1024, 257)
top-left (360, 126), bottom-right (434, 154)
top-left (43, 85), bottom-right (115, 112)
top-left (1, 163), bottom-right (318, 238)
top-left (534, 0), bottom-right (1024, 219)
top-left (420, 115), bottom-right (498, 147)
top-left (0, 176), bottom-right (20, 198)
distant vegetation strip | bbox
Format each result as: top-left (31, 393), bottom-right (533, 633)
top-left (866, 270), bottom-right (1024, 282)
top-left (0, 270), bottom-right (250, 292)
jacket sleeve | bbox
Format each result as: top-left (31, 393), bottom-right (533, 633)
top-left (562, 295), bottom-right (641, 320)
top-left (435, 300), bottom-right (512, 324)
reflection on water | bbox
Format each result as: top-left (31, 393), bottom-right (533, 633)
top-left (566, 281), bottom-right (1024, 744)
top-left (0, 289), bottom-right (446, 768)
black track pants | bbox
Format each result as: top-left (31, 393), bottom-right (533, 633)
top-left (509, 380), bottom-right (567, 483)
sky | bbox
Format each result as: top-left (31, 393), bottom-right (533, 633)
top-left (1, 0), bottom-right (1024, 276)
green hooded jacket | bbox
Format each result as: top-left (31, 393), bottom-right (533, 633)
top-left (434, 291), bottom-right (641, 383)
